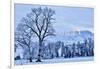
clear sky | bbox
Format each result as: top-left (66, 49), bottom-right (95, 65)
top-left (15, 4), bottom-right (94, 42)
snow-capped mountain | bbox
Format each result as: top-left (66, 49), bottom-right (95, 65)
top-left (63, 30), bottom-right (94, 44)
top-left (66, 30), bottom-right (93, 39)
top-left (48, 30), bottom-right (94, 44)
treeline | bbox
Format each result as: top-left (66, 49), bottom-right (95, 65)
top-left (15, 38), bottom-right (94, 61)
top-left (40, 38), bottom-right (94, 59)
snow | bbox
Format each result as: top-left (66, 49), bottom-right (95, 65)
top-left (15, 57), bottom-right (94, 65)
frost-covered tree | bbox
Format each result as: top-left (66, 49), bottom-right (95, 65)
top-left (88, 38), bottom-right (94, 56)
top-left (61, 42), bottom-right (65, 57)
top-left (47, 43), bottom-right (54, 58)
top-left (72, 43), bottom-right (76, 57)
top-left (15, 24), bottom-right (33, 62)
top-left (21, 7), bottom-right (56, 62)
top-left (77, 41), bottom-right (82, 56)
top-left (55, 41), bottom-right (62, 57)
top-left (85, 38), bottom-right (94, 56)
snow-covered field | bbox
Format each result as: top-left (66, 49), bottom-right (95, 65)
top-left (15, 57), bottom-right (94, 65)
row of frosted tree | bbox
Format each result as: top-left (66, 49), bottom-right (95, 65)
top-left (15, 38), bottom-right (94, 62)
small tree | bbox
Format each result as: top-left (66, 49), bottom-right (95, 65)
top-left (72, 43), bottom-right (76, 57)
top-left (88, 38), bottom-right (94, 56)
top-left (15, 24), bottom-right (33, 62)
top-left (54, 41), bottom-right (62, 58)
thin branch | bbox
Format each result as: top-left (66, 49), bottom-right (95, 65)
top-left (25, 24), bottom-right (39, 38)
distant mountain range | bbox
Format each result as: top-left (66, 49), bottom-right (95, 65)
top-left (47, 30), bottom-right (94, 44)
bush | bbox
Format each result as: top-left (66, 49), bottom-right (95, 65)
top-left (15, 56), bottom-right (21, 60)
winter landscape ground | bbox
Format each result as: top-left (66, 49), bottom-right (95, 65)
top-left (15, 57), bottom-right (93, 65)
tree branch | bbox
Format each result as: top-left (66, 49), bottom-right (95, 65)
top-left (25, 24), bottom-right (39, 38)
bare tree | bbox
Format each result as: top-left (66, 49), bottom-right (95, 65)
top-left (15, 24), bottom-right (33, 62)
top-left (21, 7), bottom-right (56, 62)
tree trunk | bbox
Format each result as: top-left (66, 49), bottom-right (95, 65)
top-left (29, 57), bottom-right (32, 62)
top-left (36, 48), bottom-right (42, 62)
top-left (29, 47), bottom-right (32, 62)
top-left (36, 40), bottom-right (42, 62)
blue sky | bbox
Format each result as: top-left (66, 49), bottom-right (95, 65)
top-left (15, 4), bottom-right (94, 42)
